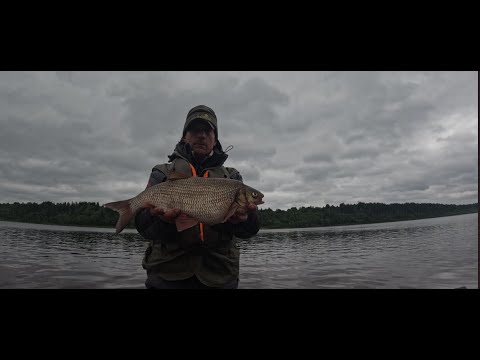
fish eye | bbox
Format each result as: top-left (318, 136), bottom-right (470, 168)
top-left (252, 192), bottom-right (257, 198)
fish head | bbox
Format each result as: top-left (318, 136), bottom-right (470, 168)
top-left (240, 184), bottom-right (265, 207)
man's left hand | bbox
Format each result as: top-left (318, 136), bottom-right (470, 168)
top-left (227, 204), bottom-right (257, 224)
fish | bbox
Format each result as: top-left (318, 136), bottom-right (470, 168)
top-left (103, 171), bottom-right (265, 234)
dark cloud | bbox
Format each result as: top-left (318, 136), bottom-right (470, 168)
top-left (303, 153), bottom-right (333, 163)
top-left (227, 146), bottom-right (276, 163)
top-left (0, 71), bottom-right (477, 209)
top-left (390, 179), bottom-right (431, 192)
top-left (340, 144), bottom-right (382, 160)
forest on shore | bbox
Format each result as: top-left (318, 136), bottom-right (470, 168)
top-left (0, 201), bottom-right (477, 229)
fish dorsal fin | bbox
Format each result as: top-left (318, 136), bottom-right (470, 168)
top-left (167, 171), bottom-right (191, 181)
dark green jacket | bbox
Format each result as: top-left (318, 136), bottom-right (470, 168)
top-left (135, 140), bottom-right (260, 287)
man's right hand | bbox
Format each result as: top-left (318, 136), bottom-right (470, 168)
top-left (145, 203), bottom-right (181, 224)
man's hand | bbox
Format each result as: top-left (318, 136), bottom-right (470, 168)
top-left (227, 204), bottom-right (257, 224)
top-left (145, 203), bottom-right (181, 224)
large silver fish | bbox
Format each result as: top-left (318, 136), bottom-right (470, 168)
top-left (103, 171), bottom-right (264, 234)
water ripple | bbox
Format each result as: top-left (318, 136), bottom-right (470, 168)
top-left (0, 214), bottom-right (477, 289)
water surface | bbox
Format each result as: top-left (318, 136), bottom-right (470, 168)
top-left (0, 213), bottom-right (477, 289)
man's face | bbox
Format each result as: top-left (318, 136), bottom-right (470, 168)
top-left (184, 120), bottom-right (217, 158)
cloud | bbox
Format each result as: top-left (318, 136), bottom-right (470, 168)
top-left (0, 71), bottom-right (477, 210)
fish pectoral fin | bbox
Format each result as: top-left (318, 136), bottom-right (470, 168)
top-left (142, 201), bottom-right (156, 209)
top-left (222, 203), bottom-right (239, 223)
top-left (175, 212), bottom-right (199, 232)
top-left (167, 171), bottom-right (191, 181)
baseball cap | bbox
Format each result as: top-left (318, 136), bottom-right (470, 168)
top-left (183, 105), bottom-right (218, 138)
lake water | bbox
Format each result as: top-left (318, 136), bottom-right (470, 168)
top-left (0, 213), bottom-right (477, 289)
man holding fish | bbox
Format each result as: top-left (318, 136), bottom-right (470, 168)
top-left (104, 105), bottom-right (263, 289)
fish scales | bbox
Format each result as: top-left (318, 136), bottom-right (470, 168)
top-left (103, 174), bottom-right (264, 234)
top-left (134, 177), bottom-right (241, 224)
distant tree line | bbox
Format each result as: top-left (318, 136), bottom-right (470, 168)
top-left (0, 201), bottom-right (477, 230)
top-left (258, 202), bottom-right (478, 228)
top-left (0, 201), bottom-right (122, 228)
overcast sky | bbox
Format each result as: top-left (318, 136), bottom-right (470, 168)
top-left (0, 71), bottom-right (477, 210)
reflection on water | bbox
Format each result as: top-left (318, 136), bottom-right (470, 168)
top-left (0, 225), bottom-right (147, 289)
top-left (0, 213), bottom-right (477, 289)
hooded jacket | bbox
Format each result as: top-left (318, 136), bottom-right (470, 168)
top-left (135, 140), bottom-right (260, 287)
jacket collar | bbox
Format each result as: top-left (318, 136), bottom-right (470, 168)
top-left (168, 140), bottom-right (228, 169)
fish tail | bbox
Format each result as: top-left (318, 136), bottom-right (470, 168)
top-left (103, 199), bottom-right (134, 234)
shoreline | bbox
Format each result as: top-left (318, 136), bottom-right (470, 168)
top-left (0, 211), bottom-right (477, 232)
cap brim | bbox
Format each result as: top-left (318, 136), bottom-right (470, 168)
top-left (186, 112), bottom-right (217, 126)
top-left (186, 118), bottom-right (215, 130)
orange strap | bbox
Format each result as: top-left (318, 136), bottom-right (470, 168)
top-left (188, 164), bottom-right (209, 241)
top-left (188, 163), bottom-right (197, 177)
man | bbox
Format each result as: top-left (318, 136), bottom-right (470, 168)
top-left (135, 105), bottom-right (260, 289)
